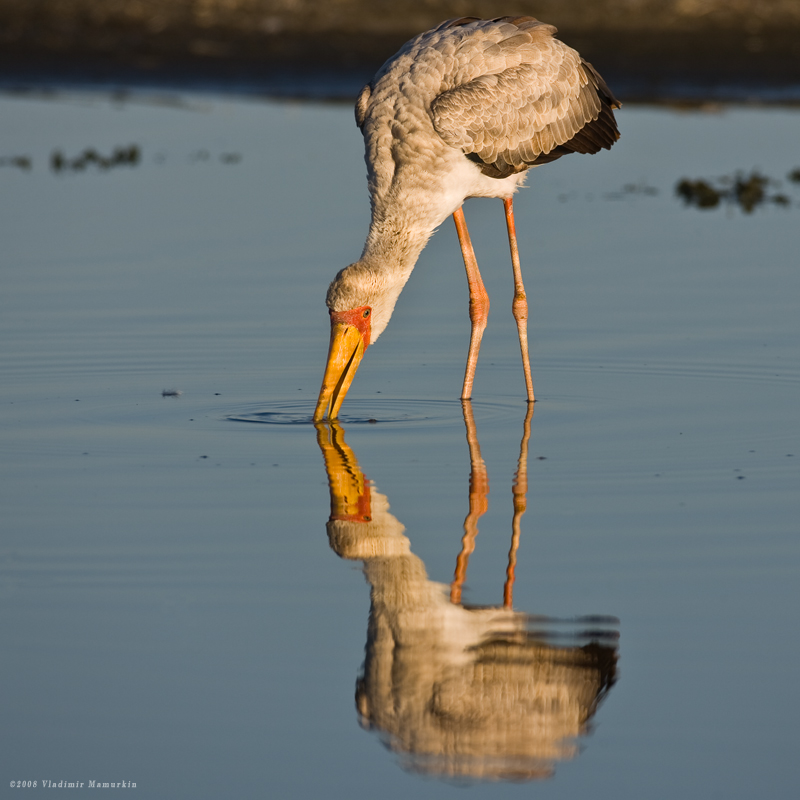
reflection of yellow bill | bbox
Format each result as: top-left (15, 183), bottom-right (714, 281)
top-left (313, 322), bottom-right (365, 422)
top-left (315, 421), bottom-right (371, 522)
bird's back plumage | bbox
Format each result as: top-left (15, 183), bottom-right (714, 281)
top-left (357, 16), bottom-right (621, 182)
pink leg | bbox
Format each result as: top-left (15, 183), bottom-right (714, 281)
top-left (503, 197), bottom-right (535, 402)
top-left (453, 207), bottom-right (489, 400)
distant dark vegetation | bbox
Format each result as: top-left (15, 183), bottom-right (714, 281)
top-left (1, 0), bottom-right (800, 101)
top-left (4, 138), bottom-right (799, 216)
top-left (51, 145), bottom-right (141, 173)
top-left (677, 170), bottom-right (800, 213)
top-left (0, 145), bottom-right (243, 174)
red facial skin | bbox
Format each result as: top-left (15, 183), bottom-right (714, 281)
top-left (330, 305), bottom-right (372, 347)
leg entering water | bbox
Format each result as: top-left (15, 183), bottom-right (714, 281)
top-left (503, 197), bottom-right (535, 403)
top-left (452, 207), bottom-right (489, 401)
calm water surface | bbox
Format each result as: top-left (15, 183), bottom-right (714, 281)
top-left (1, 92), bottom-right (799, 797)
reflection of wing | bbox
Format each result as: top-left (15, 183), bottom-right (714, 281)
top-left (316, 419), bottom-right (619, 782)
top-left (355, 550), bottom-right (617, 780)
top-left (368, 634), bottom-right (618, 780)
top-left (429, 17), bottom-right (621, 177)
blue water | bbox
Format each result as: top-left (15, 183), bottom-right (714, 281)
top-left (1, 92), bottom-right (799, 797)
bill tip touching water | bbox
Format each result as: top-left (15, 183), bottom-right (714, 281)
top-left (313, 15), bottom-right (620, 422)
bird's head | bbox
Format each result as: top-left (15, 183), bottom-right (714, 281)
top-left (313, 260), bottom-right (405, 421)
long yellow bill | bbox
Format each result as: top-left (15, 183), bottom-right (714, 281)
top-left (313, 322), bottom-right (366, 421)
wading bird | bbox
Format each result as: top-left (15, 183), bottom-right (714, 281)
top-left (313, 16), bottom-right (620, 421)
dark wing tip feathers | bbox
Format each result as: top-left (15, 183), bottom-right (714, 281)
top-left (582, 59), bottom-right (622, 110)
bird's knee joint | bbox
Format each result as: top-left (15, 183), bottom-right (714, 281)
top-left (469, 297), bottom-right (489, 323)
top-left (512, 294), bottom-right (528, 321)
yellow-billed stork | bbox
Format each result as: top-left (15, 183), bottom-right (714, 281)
top-left (314, 16), bottom-right (620, 421)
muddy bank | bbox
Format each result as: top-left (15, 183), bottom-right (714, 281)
top-left (2, 0), bottom-right (799, 101)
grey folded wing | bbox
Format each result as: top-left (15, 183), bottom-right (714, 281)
top-left (430, 24), bottom-right (621, 178)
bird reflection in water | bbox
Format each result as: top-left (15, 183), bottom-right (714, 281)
top-left (316, 404), bottom-right (618, 782)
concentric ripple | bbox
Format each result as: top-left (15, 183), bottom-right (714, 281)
top-left (226, 397), bottom-right (524, 428)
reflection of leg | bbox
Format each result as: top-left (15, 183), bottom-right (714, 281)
top-left (504, 402), bottom-right (534, 608)
top-left (453, 207), bottom-right (489, 400)
top-left (451, 400), bottom-right (489, 604)
top-left (503, 197), bottom-right (535, 403)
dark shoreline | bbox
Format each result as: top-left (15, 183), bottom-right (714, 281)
top-left (2, 1), bottom-right (800, 103)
